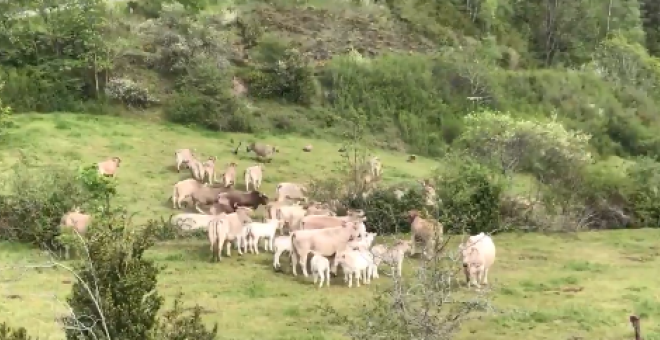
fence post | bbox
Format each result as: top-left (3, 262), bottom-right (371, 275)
top-left (630, 315), bottom-right (641, 340)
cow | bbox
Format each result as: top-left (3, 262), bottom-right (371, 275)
top-left (246, 142), bottom-right (278, 162)
top-left (244, 164), bottom-right (263, 191)
top-left (217, 190), bottom-right (269, 211)
top-left (369, 156), bottom-right (382, 179)
top-left (190, 186), bottom-right (232, 213)
top-left (202, 156), bottom-right (218, 185)
top-left (174, 149), bottom-right (196, 172)
top-left (172, 178), bottom-right (204, 209)
top-left (98, 157), bottom-right (121, 177)
top-left (221, 162), bottom-right (238, 188)
top-left (458, 232), bottom-right (496, 288)
top-left (290, 221), bottom-right (362, 277)
top-left (407, 209), bottom-right (443, 258)
top-left (59, 208), bottom-right (93, 259)
top-left (275, 182), bottom-right (307, 202)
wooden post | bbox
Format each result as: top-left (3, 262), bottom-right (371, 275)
top-left (630, 315), bottom-right (641, 340)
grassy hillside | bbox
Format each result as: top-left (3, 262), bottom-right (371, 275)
top-left (0, 113), bottom-right (657, 340)
top-left (0, 113), bottom-right (440, 222)
top-left (1, 229), bottom-right (659, 340)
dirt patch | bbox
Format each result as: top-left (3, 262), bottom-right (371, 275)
top-left (249, 5), bottom-right (436, 61)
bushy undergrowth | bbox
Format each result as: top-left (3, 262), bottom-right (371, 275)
top-left (0, 163), bottom-right (116, 248)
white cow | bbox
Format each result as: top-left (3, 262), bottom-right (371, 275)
top-left (459, 232), bottom-right (497, 288)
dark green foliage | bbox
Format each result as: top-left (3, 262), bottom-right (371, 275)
top-left (63, 210), bottom-right (217, 340)
top-left (342, 187), bottom-right (427, 235)
top-left (0, 163), bottom-right (115, 248)
top-left (164, 62), bottom-right (254, 132)
top-left (625, 158), bottom-right (660, 227)
top-left (244, 45), bottom-right (319, 106)
top-left (436, 155), bottom-right (503, 234)
top-left (64, 215), bottom-right (163, 340)
top-left (0, 323), bottom-right (33, 340)
top-left (154, 293), bottom-right (218, 340)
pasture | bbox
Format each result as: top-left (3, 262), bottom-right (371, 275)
top-left (0, 113), bottom-right (658, 340)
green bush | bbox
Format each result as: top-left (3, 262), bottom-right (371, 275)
top-left (342, 186), bottom-right (427, 235)
top-left (243, 45), bottom-right (319, 106)
top-left (0, 323), bottom-right (33, 340)
top-left (625, 157), bottom-right (660, 227)
top-left (164, 62), bottom-right (256, 132)
top-left (435, 153), bottom-right (504, 234)
top-left (63, 212), bottom-right (217, 340)
top-left (0, 163), bottom-right (116, 248)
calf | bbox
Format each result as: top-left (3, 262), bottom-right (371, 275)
top-left (98, 157), bottom-right (121, 177)
top-left (245, 218), bottom-right (280, 254)
top-left (244, 164), bottom-right (263, 191)
top-left (272, 236), bottom-right (292, 269)
top-left (336, 248), bottom-right (374, 287)
top-left (310, 251), bottom-right (331, 288)
top-left (459, 232), bottom-right (496, 288)
top-left (371, 240), bottom-right (411, 278)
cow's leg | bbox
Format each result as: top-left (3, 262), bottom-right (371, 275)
top-left (291, 250), bottom-right (299, 276)
top-left (483, 267), bottom-right (490, 285)
top-left (300, 252), bottom-right (310, 277)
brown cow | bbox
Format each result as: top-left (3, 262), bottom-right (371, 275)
top-left (407, 209), bottom-right (443, 258)
top-left (218, 190), bottom-right (269, 211)
top-left (172, 178), bottom-right (204, 209)
top-left (190, 186), bottom-right (233, 213)
top-left (98, 157), bottom-right (121, 177)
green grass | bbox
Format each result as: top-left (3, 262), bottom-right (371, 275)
top-left (0, 113), bottom-right (440, 223)
top-left (1, 113), bottom-right (659, 340)
top-left (1, 231), bottom-right (660, 340)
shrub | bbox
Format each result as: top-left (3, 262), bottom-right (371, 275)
top-left (244, 46), bottom-right (319, 106)
top-left (625, 157), bottom-right (660, 227)
top-left (0, 163), bottom-right (116, 248)
top-left (164, 61), bottom-right (255, 132)
top-left (434, 153), bottom-right (504, 234)
top-left (104, 77), bottom-right (159, 108)
top-left (0, 323), bottom-right (33, 340)
top-left (63, 211), bottom-right (217, 340)
top-left (135, 8), bottom-right (233, 76)
top-left (342, 186), bottom-right (427, 235)
top-left (458, 110), bottom-right (593, 187)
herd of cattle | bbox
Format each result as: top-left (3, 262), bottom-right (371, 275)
top-left (59, 144), bottom-right (497, 288)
